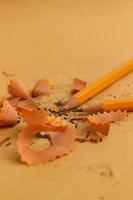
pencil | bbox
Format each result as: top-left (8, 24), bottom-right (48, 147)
top-left (83, 98), bottom-right (133, 113)
top-left (64, 60), bottom-right (133, 110)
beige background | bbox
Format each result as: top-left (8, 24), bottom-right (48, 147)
top-left (0, 0), bottom-right (133, 200)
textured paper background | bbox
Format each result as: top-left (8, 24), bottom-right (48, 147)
top-left (0, 1), bottom-right (133, 199)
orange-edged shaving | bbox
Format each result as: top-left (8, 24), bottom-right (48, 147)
top-left (31, 78), bottom-right (54, 97)
top-left (71, 78), bottom-right (87, 94)
top-left (88, 110), bottom-right (126, 135)
top-left (16, 97), bottom-right (37, 112)
top-left (17, 109), bottom-right (76, 165)
top-left (17, 123), bottom-right (76, 166)
top-left (8, 97), bottom-right (21, 108)
top-left (19, 109), bottom-right (48, 125)
top-left (7, 78), bottom-right (29, 98)
top-left (0, 99), bottom-right (18, 126)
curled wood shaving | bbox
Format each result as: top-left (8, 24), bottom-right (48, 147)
top-left (88, 110), bottom-right (126, 135)
top-left (18, 109), bottom-right (48, 125)
top-left (0, 99), bottom-right (18, 126)
top-left (71, 110), bottom-right (127, 141)
top-left (7, 78), bottom-right (29, 98)
top-left (31, 78), bottom-right (54, 97)
top-left (16, 97), bottom-right (36, 112)
top-left (17, 113), bottom-right (76, 165)
top-left (88, 110), bottom-right (126, 124)
top-left (8, 97), bottom-right (21, 107)
top-left (71, 78), bottom-right (87, 94)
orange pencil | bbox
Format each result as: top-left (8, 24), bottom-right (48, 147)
top-left (84, 98), bottom-right (133, 113)
top-left (64, 60), bottom-right (133, 110)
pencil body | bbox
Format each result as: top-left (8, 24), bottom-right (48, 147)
top-left (84, 98), bottom-right (133, 113)
top-left (103, 98), bottom-right (133, 111)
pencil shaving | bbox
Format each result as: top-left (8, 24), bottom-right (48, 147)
top-left (17, 115), bottom-right (76, 165)
top-left (18, 109), bottom-right (48, 125)
top-left (7, 78), bottom-right (29, 98)
top-left (8, 97), bottom-right (21, 107)
top-left (16, 97), bottom-right (36, 112)
top-left (0, 99), bottom-right (18, 126)
top-left (71, 78), bottom-right (87, 94)
top-left (88, 110), bottom-right (126, 135)
top-left (31, 78), bottom-right (54, 97)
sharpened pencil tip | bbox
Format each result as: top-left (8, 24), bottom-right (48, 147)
top-left (64, 96), bottom-right (79, 110)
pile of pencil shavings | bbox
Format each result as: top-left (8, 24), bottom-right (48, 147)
top-left (0, 72), bottom-right (132, 165)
